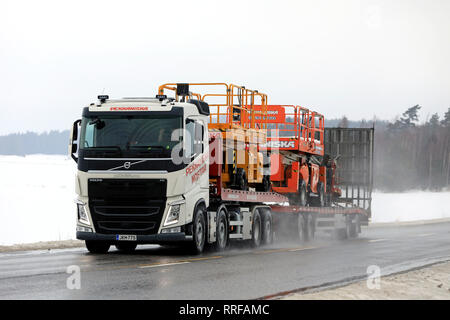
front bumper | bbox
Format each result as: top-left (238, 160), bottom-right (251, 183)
top-left (76, 231), bottom-right (192, 243)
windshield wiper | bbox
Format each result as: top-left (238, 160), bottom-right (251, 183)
top-left (86, 146), bottom-right (122, 151)
top-left (128, 145), bottom-right (172, 156)
top-left (85, 146), bottom-right (123, 155)
top-left (129, 145), bottom-right (166, 150)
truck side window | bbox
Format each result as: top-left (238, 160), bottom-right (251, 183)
top-left (186, 119), bottom-right (204, 159)
top-left (186, 119), bottom-right (195, 158)
top-left (194, 122), bottom-right (204, 155)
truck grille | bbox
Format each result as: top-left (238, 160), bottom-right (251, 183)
top-left (88, 179), bottom-right (167, 235)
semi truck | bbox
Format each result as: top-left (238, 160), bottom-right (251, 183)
top-left (70, 83), bottom-right (373, 254)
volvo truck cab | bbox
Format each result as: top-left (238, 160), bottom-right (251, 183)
top-left (70, 93), bottom-right (211, 253)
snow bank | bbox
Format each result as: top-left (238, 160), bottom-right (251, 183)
top-left (0, 155), bottom-right (449, 245)
top-left (0, 155), bottom-right (76, 245)
top-left (371, 191), bottom-right (450, 223)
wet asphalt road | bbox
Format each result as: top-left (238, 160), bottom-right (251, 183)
top-left (1, 221), bottom-right (449, 299)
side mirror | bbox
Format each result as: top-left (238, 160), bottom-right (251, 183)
top-left (69, 119), bottom-right (81, 162)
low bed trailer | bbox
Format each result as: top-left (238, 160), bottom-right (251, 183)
top-left (205, 187), bottom-right (369, 249)
top-left (206, 126), bottom-right (373, 248)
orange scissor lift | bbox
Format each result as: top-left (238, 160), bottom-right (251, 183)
top-left (157, 83), bottom-right (270, 192)
top-left (261, 105), bottom-right (329, 206)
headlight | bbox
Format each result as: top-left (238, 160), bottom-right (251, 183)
top-left (77, 202), bottom-right (90, 225)
top-left (164, 204), bottom-right (180, 226)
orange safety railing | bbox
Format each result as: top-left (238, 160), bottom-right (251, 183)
top-left (263, 105), bottom-right (324, 155)
top-left (265, 105), bottom-right (310, 139)
top-left (158, 83), bottom-right (268, 132)
top-left (308, 111), bottom-right (324, 147)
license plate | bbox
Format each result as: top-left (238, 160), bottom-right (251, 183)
top-left (116, 234), bottom-right (137, 241)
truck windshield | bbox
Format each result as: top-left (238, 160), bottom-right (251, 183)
top-left (80, 115), bottom-right (183, 157)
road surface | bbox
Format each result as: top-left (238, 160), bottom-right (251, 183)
top-left (1, 221), bottom-right (449, 299)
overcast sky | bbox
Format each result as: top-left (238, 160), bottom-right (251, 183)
top-left (1, 0), bottom-right (449, 134)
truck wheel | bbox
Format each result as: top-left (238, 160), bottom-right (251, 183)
top-left (251, 209), bottom-right (262, 247)
top-left (215, 209), bottom-right (228, 251)
top-left (299, 180), bottom-right (308, 206)
top-left (85, 241), bottom-right (110, 254)
top-left (190, 207), bottom-right (206, 254)
top-left (115, 242), bottom-right (137, 253)
top-left (261, 209), bottom-right (273, 245)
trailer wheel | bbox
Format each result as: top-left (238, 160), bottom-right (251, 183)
top-left (334, 228), bottom-right (348, 240)
top-left (215, 209), bottom-right (228, 251)
top-left (85, 241), bottom-right (110, 254)
top-left (348, 223), bottom-right (358, 238)
top-left (348, 215), bottom-right (359, 238)
top-left (251, 209), bottom-right (262, 247)
top-left (115, 242), bottom-right (137, 253)
top-left (190, 206), bottom-right (206, 254)
top-left (261, 209), bottom-right (273, 245)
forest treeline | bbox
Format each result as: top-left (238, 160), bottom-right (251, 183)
top-left (0, 131), bottom-right (70, 155)
top-left (336, 106), bottom-right (450, 191)
top-left (0, 106), bottom-right (449, 192)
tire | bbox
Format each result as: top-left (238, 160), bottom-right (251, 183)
top-left (261, 209), bottom-right (273, 246)
top-left (215, 209), bottom-right (228, 251)
top-left (251, 209), bottom-right (262, 247)
top-left (348, 215), bottom-right (358, 238)
top-left (317, 182), bottom-right (325, 207)
top-left (85, 240), bottom-right (110, 254)
top-left (115, 242), bottom-right (137, 253)
top-left (334, 228), bottom-right (348, 240)
top-left (299, 180), bottom-right (308, 206)
top-left (236, 168), bottom-right (248, 191)
top-left (348, 222), bottom-right (357, 238)
top-left (297, 214), bottom-right (307, 242)
top-left (256, 175), bottom-right (271, 192)
top-left (189, 206), bottom-right (207, 254)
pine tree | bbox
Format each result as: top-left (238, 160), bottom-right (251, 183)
top-left (441, 107), bottom-right (450, 127)
top-left (428, 113), bottom-right (440, 127)
top-left (338, 116), bottom-right (349, 128)
top-left (389, 105), bottom-right (421, 129)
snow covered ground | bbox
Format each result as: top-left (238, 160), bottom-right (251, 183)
top-left (371, 191), bottom-right (450, 223)
top-left (0, 155), bottom-right (449, 245)
top-left (0, 155), bottom-right (76, 245)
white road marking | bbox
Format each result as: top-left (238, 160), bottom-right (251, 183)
top-left (288, 247), bottom-right (317, 252)
top-left (368, 238), bottom-right (388, 243)
top-left (138, 262), bottom-right (190, 269)
top-left (417, 233), bottom-right (435, 237)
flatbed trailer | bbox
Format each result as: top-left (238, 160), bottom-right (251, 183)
top-left (204, 186), bottom-right (368, 248)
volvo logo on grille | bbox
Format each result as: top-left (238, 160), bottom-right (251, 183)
top-left (124, 162), bottom-right (131, 169)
